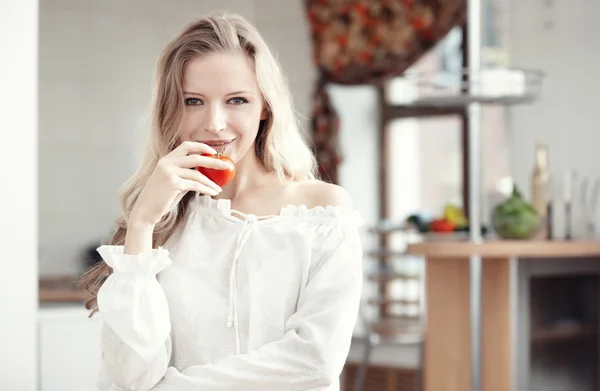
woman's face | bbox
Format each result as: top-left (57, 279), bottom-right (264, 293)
top-left (178, 51), bottom-right (267, 163)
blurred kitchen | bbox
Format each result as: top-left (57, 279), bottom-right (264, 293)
top-left (34, 0), bottom-right (600, 391)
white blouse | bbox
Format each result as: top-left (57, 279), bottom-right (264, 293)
top-left (96, 193), bottom-right (364, 391)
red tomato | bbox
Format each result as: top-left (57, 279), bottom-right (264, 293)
top-left (429, 218), bottom-right (456, 233)
top-left (196, 152), bottom-right (236, 187)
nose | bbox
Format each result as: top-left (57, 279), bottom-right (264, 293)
top-left (204, 104), bottom-right (226, 134)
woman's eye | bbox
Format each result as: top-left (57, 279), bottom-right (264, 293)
top-left (228, 97), bottom-right (248, 105)
top-left (185, 98), bottom-right (203, 106)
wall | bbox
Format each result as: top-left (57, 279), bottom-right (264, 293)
top-left (507, 1), bottom-right (600, 388)
top-left (38, 0), bottom-right (255, 276)
top-left (0, 0), bottom-right (39, 389)
top-left (508, 0), bottom-right (600, 238)
top-left (254, 0), bottom-right (315, 134)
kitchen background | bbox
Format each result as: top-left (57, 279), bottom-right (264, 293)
top-left (37, 0), bottom-right (600, 279)
top-left (3, 0), bottom-right (599, 389)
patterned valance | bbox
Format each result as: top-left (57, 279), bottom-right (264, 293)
top-left (305, 0), bottom-right (466, 183)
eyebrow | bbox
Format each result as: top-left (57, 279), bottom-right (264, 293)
top-left (183, 90), bottom-right (256, 96)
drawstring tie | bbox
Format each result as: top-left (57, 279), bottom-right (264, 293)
top-left (227, 213), bottom-right (257, 354)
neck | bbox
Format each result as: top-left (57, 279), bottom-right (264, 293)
top-left (217, 147), bottom-right (275, 201)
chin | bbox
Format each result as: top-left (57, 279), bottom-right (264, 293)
top-left (235, 149), bottom-right (259, 166)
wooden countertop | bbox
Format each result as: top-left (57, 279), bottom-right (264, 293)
top-left (39, 288), bottom-right (87, 303)
top-left (39, 276), bottom-right (87, 303)
top-left (406, 240), bottom-right (600, 259)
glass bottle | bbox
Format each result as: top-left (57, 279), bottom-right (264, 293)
top-left (531, 143), bottom-right (550, 219)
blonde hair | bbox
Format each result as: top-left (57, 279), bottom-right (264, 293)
top-left (80, 12), bottom-right (317, 313)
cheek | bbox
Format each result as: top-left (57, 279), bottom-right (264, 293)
top-left (178, 113), bottom-right (193, 137)
top-left (230, 108), bottom-right (263, 137)
top-left (179, 111), bottom-right (204, 139)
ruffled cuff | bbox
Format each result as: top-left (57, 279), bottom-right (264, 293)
top-left (96, 245), bottom-right (172, 363)
top-left (97, 245), bottom-right (171, 276)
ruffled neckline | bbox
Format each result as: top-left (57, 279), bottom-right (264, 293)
top-left (192, 193), bottom-right (363, 225)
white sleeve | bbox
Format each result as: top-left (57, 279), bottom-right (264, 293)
top-left (95, 245), bottom-right (173, 391)
top-left (150, 222), bottom-right (364, 391)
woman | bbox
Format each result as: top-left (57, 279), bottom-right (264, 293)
top-left (80, 12), bottom-right (363, 391)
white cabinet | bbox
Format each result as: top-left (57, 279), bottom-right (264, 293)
top-left (38, 305), bottom-right (103, 391)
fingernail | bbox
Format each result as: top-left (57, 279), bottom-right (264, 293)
top-left (220, 161), bottom-right (230, 169)
top-left (215, 186), bottom-right (223, 192)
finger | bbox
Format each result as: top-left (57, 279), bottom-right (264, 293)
top-left (170, 141), bottom-right (218, 157)
top-left (179, 178), bottom-right (219, 196)
top-left (175, 154), bottom-right (231, 170)
top-left (178, 168), bottom-right (222, 193)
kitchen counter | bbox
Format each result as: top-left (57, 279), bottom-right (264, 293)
top-left (39, 276), bottom-right (87, 303)
top-left (404, 239), bottom-right (600, 391)
top-left (407, 239), bottom-right (600, 258)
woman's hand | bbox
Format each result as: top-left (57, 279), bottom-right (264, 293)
top-left (129, 141), bottom-right (230, 227)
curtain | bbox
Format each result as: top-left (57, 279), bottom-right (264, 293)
top-left (305, 0), bottom-right (466, 183)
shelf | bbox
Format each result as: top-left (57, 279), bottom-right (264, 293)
top-left (531, 325), bottom-right (597, 344)
top-left (383, 104), bottom-right (466, 121)
top-left (406, 94), bottom-right (537, 108)
top-left (366, 272), bottom-right (420, 282)
top-left (366, 317), bottom-right (424, 339)
top-left (399, 67), bottom-right (544, 108)
top-left (368, 298), bottom-right (420, 306)
top-left (368, 220), bottom-right (409, 234)
top-left (367, 222), bottom-right (486, 241)
top-left (366, 249), bottom-right (407, 259)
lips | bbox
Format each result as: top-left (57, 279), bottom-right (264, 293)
top-left (203, 139), bottom-right (234, 148)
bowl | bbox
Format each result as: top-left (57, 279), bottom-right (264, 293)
top-left (492, 213), bottom-right (541, 240)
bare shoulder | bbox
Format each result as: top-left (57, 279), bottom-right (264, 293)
top-left (289, 179), bottom-right (353, 209)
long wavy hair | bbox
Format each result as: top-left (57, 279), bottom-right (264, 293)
top-left (80, 12), bottom-right (317, 314)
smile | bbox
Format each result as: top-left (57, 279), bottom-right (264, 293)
top-left (204, 139), bottom-right (235, 148)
